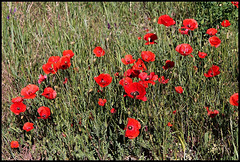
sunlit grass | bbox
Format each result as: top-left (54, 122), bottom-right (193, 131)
top-left (2, 2), bottom-right (238, 160)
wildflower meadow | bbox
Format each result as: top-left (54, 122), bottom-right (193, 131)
top-left (1, 2), bottom-right (239, 160)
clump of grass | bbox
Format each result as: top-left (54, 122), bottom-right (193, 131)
top-left (2, 2), bottom-right (238, 160)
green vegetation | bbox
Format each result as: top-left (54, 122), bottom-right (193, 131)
top-left (2, 2), bottom-right (238, 160)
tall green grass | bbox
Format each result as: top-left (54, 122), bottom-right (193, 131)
top-left (2, 2), bottom-right (238, 160)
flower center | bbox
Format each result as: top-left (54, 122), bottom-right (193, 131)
top-left (100, 79), bottom-right (106, 84)
top-left (65, 61), bottom-right (68, 64)
top-left (128, 126), bottom-right (133, 130)
top-left (145, 77), bottom-right (150, 81)
top-left (17, 107), bottom-right (20, 110)
top-left (130, 91), bottom-right (139, 97)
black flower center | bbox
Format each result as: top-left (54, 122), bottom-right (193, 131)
top-left (17, 107), bottom-right (20, 110)
top-left (131, 91), bottom-right (139, 97)
top-left (128, 126), bottom-right (133, 130)
top-left (100, 79), bottom-right (107, 85)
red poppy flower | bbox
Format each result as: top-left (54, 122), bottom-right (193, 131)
top-left (94, 73), bottom-right (112, 88)
top-left (37, 106), bottom-right (51, 119)
top-left (56, 55), bottom-right (71, 70)
top-left (124, 68), bottom-right (141, 78)
top-left (41, 87), bottom-right (57, 99)
top-left (98, 98), bottom-right (107, 106)
top-left (179, 27), bottom-right (189, 35)
top-left (221, 20), bottom-right (231, 27)
top-left (173, 110), bottom-right (176, 114)
top-left (158, 76), bottom-right (169, 84)
top-left (206, 28), bottom-right (218, 36)
top-left (193, 66), bottom-right (198, 72)
top-left (231, 1), bottom-right (239, 8)
top-left (138, 72), bottom-right (158, 86)
top-left (63, 50), bottom-right (74, 59)
top-left (38, 74), bottom-right (47, 84)
top-left (158, 15), bottom-right (176, 27)
top-left (114, 72), bottom-right (120, 78)
top-left (145, 29), bottom-right (149, 32)
top-left (110, 108), bottom-right (116, 114)
top-left (42, 62), bottom-right (58, 74)
top-left (141, 51), bottom-right (155, 62)
top-left (162, 60), bottom-right (175, 70)
top-left (198, 51), bottom-right (207, 58)
top-left (11, 96), bottom-right (24, 103)
top-left (229, 93), bottom-right (238, 106)
top-left (209, 36), bottom-right (221, 48)
top-left (23, 122), bottom-right (34, 132)
top-left (208, 110), bottom-right (219, 118)
top-left (175, 44), bottom-right (193, 57)
top-left (93, 46), bottom-right (105, 57)
top-left (204, 65), bottom-right (220, 77)
top-left (63, 77), bottom-right (68, 84)
top-left (10, 102), bottom-right (26, 115)
top-left (167, 122), bottom-right (173, 127)
top-left (47, 56), bottom-right (60, 63)
top-left (124, 82), bottom-right (147, 101)
top-left (119, 77), bottom-right (133, 87)
top-left (21, 84), bottom-right (39, 99)
top-left (124, 118), bottom-right (141, 139)
top-left (10, 141), bottom-right (19, 148)
top-left (175, 86), bottom-right (183, 94)
top-left (121, 55), bottom-right (136, 65)
top-left (138, 80), bottom-right (148, 88)
top-left (206, 107), bottom-right (219, 118)
top-left (131, 58), bottom-right (147, 71)
top-left (143, 33), bottom-right (158, 45)
top-left (138, 37), bottom-right (141, 40)
top-left (182, 19), bottom-right (198, 31)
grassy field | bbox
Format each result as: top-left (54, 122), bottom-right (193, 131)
top-left (1, 2), bottom-right (239, 160)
